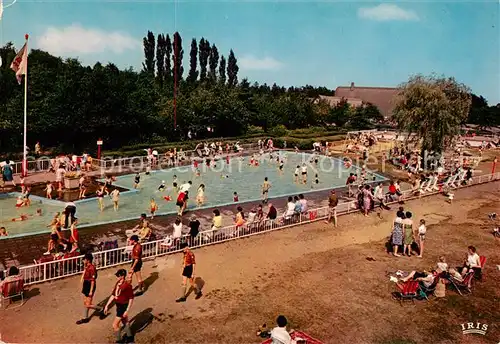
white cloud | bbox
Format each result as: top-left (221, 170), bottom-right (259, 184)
top-left (239, 55), bottom-right (283, 71)
top-left (36, 24), bottom-right (139, 55)
top-left (358, 4), bottom-right (419, 22)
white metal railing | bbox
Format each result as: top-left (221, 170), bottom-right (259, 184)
top-left (12, 171), bottom-right (499, 286)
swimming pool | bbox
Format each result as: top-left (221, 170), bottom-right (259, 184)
top-left (0, 152), bottom-right (387, 238)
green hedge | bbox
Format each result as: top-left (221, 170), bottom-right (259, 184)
top-left (103, 127), bottom-right (347, 157)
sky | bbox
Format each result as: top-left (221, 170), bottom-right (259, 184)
top-left (1, 0), bottom-right (499, 104)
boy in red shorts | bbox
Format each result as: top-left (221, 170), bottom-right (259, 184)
top-left (128, 235), bottom-right (144, 293)
top-left (77, 253), bottom-right (102, 324)
top-left (104, 269), bottom-right (134, 343)
top-left (176, 243), bottom-right (202, 302)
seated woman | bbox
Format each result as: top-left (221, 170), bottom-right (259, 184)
top-left (0, 266), bottom-right (22, 289)
top-left (396, 270), bottom-right (436, 290)
top-left (139, 225), bottom-right (153, 241)
top-left (460, 245), bottom-right (481, 277)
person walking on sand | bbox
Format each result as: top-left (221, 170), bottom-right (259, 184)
top-left (325, 190), bottom-right (338, 227)
top-left (103, 269), bottom-right (134, 343)
top-left (76, 253), bottom-right (102, 325)
top-left (128, 235), bottom-right (145, 293)
top-left (176, 243), bottom-right (202, 302)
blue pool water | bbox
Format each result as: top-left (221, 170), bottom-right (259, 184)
top-left (0, 152), bottom-right (386, 238)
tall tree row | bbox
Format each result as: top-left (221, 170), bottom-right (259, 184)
top-left (219, 55), bottom-right (226, 84)
top-left (198, 38), bottom-right (210, 82)
top-left (156, 34), bottom-right (166, 86)
top-left (172, 32), bottom-right (184, 83)
top-left (141, 31), bottom-right (238, 86)
top-left (187, 38), bottom-right (198, 83)
top-left (142, 31), bottom-right (155, 76)
top-left (227, 50), bottom-right (239, 87)
top-left (208, 44), bottom-right (219, 82)
top-left (165, 34), bottom-right (172, 83)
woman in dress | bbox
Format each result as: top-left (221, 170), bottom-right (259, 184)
top-left (391, 211), bottom-right (405, 257)
top-left (403, 211), bottom-right (414, 256)
top-left (2, 162), bottom-right (15, 186)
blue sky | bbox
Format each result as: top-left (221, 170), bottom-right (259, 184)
top-left (1, 0), bottom-right (499, 103)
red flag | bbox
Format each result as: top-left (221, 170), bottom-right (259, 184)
top-left (10, 42), bottom-right (28, 84)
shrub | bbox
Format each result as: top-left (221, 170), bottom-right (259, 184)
top-left (268, 125), bottom-right (289, 137)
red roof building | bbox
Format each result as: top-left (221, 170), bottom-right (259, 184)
top-left (335, 82), bottom-right (399, 117)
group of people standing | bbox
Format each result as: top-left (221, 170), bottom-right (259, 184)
top-left (389, 207), bottom-right (427, 258)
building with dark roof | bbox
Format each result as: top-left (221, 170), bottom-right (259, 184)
top-left (334, 82), bottom-right (399, 117)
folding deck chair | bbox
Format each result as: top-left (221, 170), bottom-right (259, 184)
top-left (478, 256), bottom-right (487, 281)
top-left (1, 278), bottom-right (25, 309)
top-left (392, 280), bottom-right (420, 305)
top-left (447, 270), bottom-right (475, 296)
top-left (418, 276), bottom-right (440, 301)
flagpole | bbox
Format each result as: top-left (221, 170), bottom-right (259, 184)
top-left (22, 33), bottom-right (28, 177)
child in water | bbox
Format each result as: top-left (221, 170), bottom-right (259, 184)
top-left (197, 184), bottom-right (205, 207)
top-left (311, 174), bottom-right (319, 189)
top-left (150, 198), bottom-right (158, 219)
top-left (233, 192), bottom-right (239, 202)
top-left (134, 173), bottom-right (140, 189)
top-left (158, 180), bottom-right (166, 192)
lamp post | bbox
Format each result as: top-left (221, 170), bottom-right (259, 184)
top-left (97, 138), bottom-right (103, 160)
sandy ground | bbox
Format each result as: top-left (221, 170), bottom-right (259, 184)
top-left (0, 181), bottom-right (498, 344)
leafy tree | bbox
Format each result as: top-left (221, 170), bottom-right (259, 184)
top-left (164, 34), bottom-right (172, 83)
top-left (327, 99), bottom-right (352, 127)
top-left (187, 38), bottom-right (198, 83)
top-left (218, 55), bottom-right (226, 84)
top-left (227, 49), bottom-right (239, 87)
top-left (208, 44), bottom-right (219, 82)
top-left (467, 93), bottom-right (500, 128)
top-left (349, 103), bottom-right (383, 129)
top-left (156, 34), bottom-right (166, 86)
top-left (142, 31), bottom-right (156, 76)
top-left (198, 38), bottom-right (210, 82)
top-left (172, 32), bottom-right (184, 82)
top-left (392, 75), bottom-right (471, 153)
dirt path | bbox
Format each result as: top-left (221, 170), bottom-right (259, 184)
top-left (0, 182), bottom-right (499, 344)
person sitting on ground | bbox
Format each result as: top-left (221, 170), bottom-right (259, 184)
top-left (436, 256), bottom-right (448, 272)
top-left (396, 270), bottom-right (436, 290)
top-left (460, 245), bottom-right (481, 277)
top-left (270, 315), bottom-right (295, 344)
